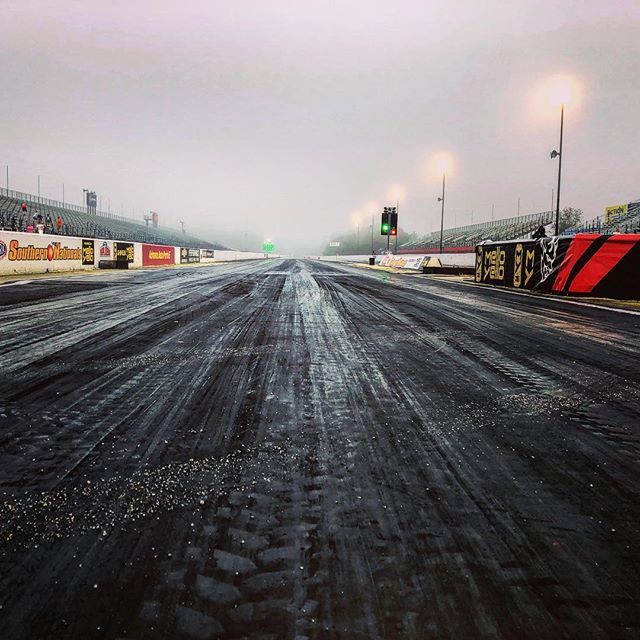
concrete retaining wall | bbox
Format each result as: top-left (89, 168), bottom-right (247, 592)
top-left (0, 231), bottom-right (270, 276)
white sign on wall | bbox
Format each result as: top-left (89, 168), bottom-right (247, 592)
top-left (0, 232), bottom-right (85, 274)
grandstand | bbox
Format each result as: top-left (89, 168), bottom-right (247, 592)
top-left (563, 198), bottom-right (640, 236)
top-left (0, 187), bottom-right (224, 249)
top-left (400, 210), bottom-right (554, 253)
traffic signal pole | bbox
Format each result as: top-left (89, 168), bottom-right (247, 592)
top-left (395, 200), bottom-right (399, 254)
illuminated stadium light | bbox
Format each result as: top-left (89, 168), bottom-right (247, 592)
top-left (528, 73), bottom-right (582, 124)
top-left (387, 183), bottom-right (407, 205)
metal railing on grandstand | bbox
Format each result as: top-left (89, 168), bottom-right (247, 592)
top-left (401, 210), bottom-right (555, 251)
top-left (0, 186), bottom-right (139, 224)
top-left (563, 199), bottom-right (640, 236)
top-left (0, 186), bottom-right (217, 241)
top-left (0, 188), bottom-right (222, 249)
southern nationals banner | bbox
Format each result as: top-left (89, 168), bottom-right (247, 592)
top-left (476, 234), bottom-right (640, 299)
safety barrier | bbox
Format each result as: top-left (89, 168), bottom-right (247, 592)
top-left (475, 233), bottom-right (640, 299)
top-left (323, 253), bottom-right (475, 269)
top-left (0, 230), bottom-right (268, 275)
top-left (376, 254), bottom-right (430, 269)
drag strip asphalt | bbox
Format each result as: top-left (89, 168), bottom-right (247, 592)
top-left (0, 258), bottom-right (638, 639)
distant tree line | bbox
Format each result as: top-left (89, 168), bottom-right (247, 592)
top-left (558, 207), bottom-right (583, 232)
top-left (322, 228), bottom-right (418, 256)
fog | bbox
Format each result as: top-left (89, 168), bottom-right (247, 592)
top-left (1, 1), bottom-right (638, 253)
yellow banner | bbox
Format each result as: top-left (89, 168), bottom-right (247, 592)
top-left (605, 204), bottom-right (627, 224)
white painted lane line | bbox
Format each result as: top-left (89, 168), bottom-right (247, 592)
top-left (456, 280), bottom-right (640, 317)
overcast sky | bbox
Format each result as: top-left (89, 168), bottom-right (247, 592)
top-left (1, 0), bottom-right (639, 252)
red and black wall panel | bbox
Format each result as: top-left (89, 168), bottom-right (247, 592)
top-left (475, 233), bottom-right (640, 300)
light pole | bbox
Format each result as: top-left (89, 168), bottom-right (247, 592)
top-left (537, 73), bottom-right (578, 235)
top-left (429, 156), bottom-right (450, 253)
top-left (437, 172), bottom-right (445, 253)
top-left (551, 104), bottom-right (564, 236)
top-left (370, 215), bottom-right (374, 254)
top-left (364, 201), bottom-right (378, 256)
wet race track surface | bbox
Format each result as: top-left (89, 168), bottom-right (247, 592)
top-left (1, 259), bottom-right (639, 640)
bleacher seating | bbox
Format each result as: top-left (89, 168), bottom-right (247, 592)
top-left (563, 198), bottom-right (640, 236)
top-left (400, 210), bottom-right (555, 253)
top-left (0, 188), bottom-right (224, 249)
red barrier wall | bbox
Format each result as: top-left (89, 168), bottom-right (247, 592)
top-left (142, 244), bottom-right (175, 266)
top-left (551, 233), bottom-right (640, 297)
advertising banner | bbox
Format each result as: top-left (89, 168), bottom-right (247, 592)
top-left (180, 247), bottom-right (200, 264)
top-left (475, 239), bottom-right (571, 292)
top-left (376, 254), bottom-right (427, 270)
top-left (114, 242), bottom-right (135, 263)
top-left (476, 234), bottom-right (640, 299)
top-left (82, 239), bottom-right (95, 266)
top-left (605, 204), bottom-right (628, 225)
top-left (142, 244), bottom-right (175, 266)
top-left (0, 232), bottom-right (84, 273)
top-left (97, 240), bottom-right (112, 259)
top-left (200, 248), bottom-right (215, 262)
